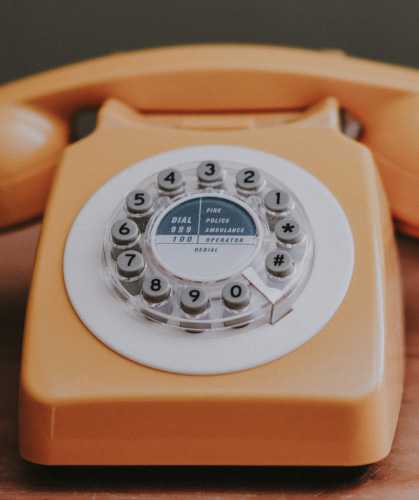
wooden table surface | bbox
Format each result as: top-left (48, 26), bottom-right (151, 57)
top-left (1, 224), bottom-right (418, 499)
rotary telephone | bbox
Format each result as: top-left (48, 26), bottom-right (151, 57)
top-left (1, 45), bottom-right (417, 466)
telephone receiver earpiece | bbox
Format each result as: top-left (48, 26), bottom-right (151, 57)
top-left (362, 94), bottom-right (419, 237)
top-left (0, 45), bottom-right (418, 234)
top-left (0, 104), bottom-right (68, 228)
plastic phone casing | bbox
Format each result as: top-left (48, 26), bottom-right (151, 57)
top-left (19, 100), bottom-right (404, 466)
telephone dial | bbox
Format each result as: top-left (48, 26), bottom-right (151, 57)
top-left (1, 45), bottom-right (417, 466)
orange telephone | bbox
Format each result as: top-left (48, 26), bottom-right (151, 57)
top-left (1, 45), bottom-right (416, 466)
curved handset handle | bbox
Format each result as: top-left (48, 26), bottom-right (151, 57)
top-left (1, 44), bottom-right (418, 232)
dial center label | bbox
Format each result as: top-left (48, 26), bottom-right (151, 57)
top-left (151, 194), bottom-right (260, 281)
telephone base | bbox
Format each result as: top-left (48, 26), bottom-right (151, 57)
top-left (19, 117), bottom-right (404, 466)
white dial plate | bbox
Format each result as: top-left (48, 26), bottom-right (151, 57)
top-left (64, 145), bottom-right (354, 375)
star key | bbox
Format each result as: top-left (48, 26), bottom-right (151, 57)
top-left (275, 217), bottom-right (303, 244)
top-left (282, 222), bottom-right (295, 233)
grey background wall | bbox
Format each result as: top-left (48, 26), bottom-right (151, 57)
top-left (0, 0), bottom-right (418, 84)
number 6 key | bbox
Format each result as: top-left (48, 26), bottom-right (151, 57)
top-left (111, 218), bottom-right (140, 259)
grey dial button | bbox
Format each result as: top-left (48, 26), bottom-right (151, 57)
top-left (157, 168), bottom-right (185, 193)
top-left (116, 250), bottom-right (145, 278)
top-left (111, 218), bottom-right (139, 246)
top-left (274, 217), bottom-right (303, 245)
top-left (222, 281), bottom-right (250, 310)
top-left (197, 161), bottom-right (223, 185)
top-left (180, 287), bottom-right (209, 315)
top-left (142, 275), bottom-right (171, 303)
top-left (126, 190), bottom-right (153, 215)
top-left (236, 167), bottom-right (263, 191)
top-left (116, 250), bottom-right (144, 295)
top-left (265, 250), bottom-right (294, 278)
top-left (264, 189), bottom-right (292, 213)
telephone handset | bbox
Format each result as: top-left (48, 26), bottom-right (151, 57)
top-left (1, 45), bottom-right (418, 234)
top-left (3, 45), bottom-right (409, 466)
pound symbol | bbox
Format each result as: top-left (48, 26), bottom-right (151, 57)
top-left (273, 253), bottom-right (285, 267)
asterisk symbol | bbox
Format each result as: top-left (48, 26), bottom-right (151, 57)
top-left (282, 222), bottom-right (295, 233)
